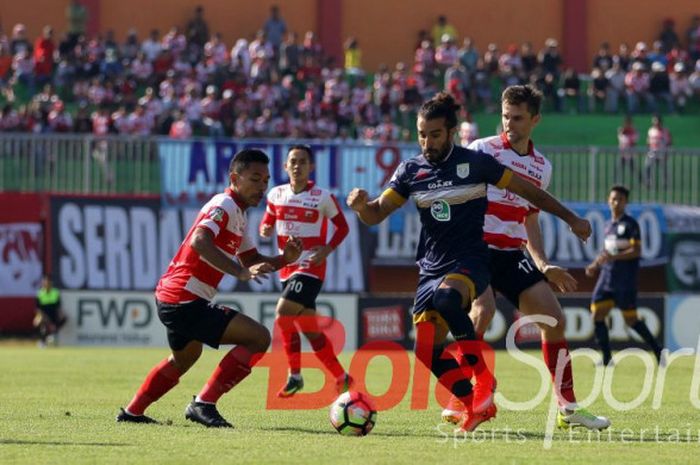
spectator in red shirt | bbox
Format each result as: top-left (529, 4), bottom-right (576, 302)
top-left (33, 26), bottom-right (55, 87)
top-left (169, 110), bottom-right (192, 139)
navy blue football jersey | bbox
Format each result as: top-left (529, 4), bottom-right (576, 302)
top-left (384, 145), bottom-right (511, 276)
top-left (599, 212), bottom-right (641, 287)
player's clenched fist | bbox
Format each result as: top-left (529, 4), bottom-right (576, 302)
top-left (569, 216), bottom-right (592, 242)
top-left (282, 235), bottom-right (303, 263)
top-left (347, 188), bottom-right (369, 212)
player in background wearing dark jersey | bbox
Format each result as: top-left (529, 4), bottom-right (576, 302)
top-left (586, 185), bottom-right (663, 366)
top-left (259, 145), bottom-right (352, 398)
top-left (446, 85), bottom-right (611, 431)
top-left (117, 149), bottom-right (302, 428)
top-left (347, 92), bottom-right (591, 432)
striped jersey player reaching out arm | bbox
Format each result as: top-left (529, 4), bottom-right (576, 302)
top-left (451, 85), bottom-right (609, 432)
top-left (260, 145), bottom-right (352, 398)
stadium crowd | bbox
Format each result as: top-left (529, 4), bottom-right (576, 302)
top-left (1, 7), bottom-right (699, 140)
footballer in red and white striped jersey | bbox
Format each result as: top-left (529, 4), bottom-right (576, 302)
top-left (156, 188), bottom-right (256, 304)
top-left (261, 181), bottom-right (348, 282)
top-left (468, 132), bottom-right (552, 250)
top-left (120, 149), bottom-right (304, 427)
top-left (453, 87), bottom-right (610, 429)
top-left (263, 145), bottom-right (351, 398)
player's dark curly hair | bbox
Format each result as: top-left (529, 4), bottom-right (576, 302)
top-left (610, 184), bottom-right (630, 200)
top-left (418, 92), bottom-right (460, 129)
top-left (229, 148), bottom-right (270, 174)
top-left (501, 85), bottom-right (543, 116)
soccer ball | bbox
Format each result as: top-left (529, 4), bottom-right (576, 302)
top-left (329, 391), bottom-right (377, 436)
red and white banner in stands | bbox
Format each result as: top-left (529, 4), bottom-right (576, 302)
top-left (0, 193), bottom-right (45, 332)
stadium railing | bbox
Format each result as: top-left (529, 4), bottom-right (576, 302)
top-left (0, 134), bottom-right (698, 205)
top-left (0, 134), bottom-right (158, 195)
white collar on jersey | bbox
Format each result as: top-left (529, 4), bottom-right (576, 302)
top-left (428, 144), bottom-right (455, 166)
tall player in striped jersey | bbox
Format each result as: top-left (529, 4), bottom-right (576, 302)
top-left (441, 85), bottom-right (611, 430)
top-left (117, 149), bottom-right (302, 428)
top-left (348, 92), bottom-right (592, 432)
top-left (259, 145), bottom-right (352, 397)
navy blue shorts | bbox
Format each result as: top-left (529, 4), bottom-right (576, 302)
top-left (412, 258), bottom-right (490, 316)
top-left (591, 277), bottom-right (637, 311)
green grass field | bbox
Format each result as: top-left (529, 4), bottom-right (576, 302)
top-left (1, 346), bottom-right (698, 465)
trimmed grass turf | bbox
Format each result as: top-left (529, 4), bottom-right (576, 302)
top-left (0, 346), bottom-right (698, 465)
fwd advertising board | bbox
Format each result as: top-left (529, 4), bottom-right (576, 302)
top-left (60, 291), bottom-right (359, 349)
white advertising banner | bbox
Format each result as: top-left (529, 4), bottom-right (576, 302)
top-left (60, 291), bottom-right (359, 349)
top-left (51, 196), bottom-right (366, 293)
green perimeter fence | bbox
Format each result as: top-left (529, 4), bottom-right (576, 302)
top-left (0, 134), bottom-right (698, 205)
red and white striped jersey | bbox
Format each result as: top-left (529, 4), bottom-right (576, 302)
top-left (468, 133), bottom-right (552, 250)
top-left (261, 182), bottom-right (348, 282)
top-left (156, 188), bottom-right (256, 303)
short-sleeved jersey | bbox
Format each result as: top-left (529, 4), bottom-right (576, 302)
top-left (386, 145), bottom-right (512, 276)
top-left (468, 133), bottom-right (553, 250)
top-left (262, 182), bottom-right (345, 281)
top-left (156, 188), bottom-right (256, 304)
top-left (599, 213), bottom-right (641, 287)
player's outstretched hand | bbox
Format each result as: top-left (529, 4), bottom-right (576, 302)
top-left (260, 224), bottom-right (273, 238)
top-left (544, 265), bottom-right (577, 292)
top-left (584, 264), bottom-right (598, 278)
top-left (249, 263), bottom-right (275, 282)
top-left (283, 236), bottom-right (303, 263)
top-left (236, 266), bottom-right (253, 282)
top-left (347, 188), bottom-right (369, 212)
top-left (569, 216), bottom-right (592, 242)
top-left (597, 251), bottom-right (612, 265)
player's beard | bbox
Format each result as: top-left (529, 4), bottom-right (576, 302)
top-left (423, 140), bottom-right (452, 164)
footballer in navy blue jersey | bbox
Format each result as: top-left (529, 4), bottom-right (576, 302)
top-left (586, 185), bottom-right (662, 366)
top-left (387, 144), bottom-right (510, 278)
top-left (347, 92), bottom-right (592, 433)
top-left (592, 212), bottom-right (641, 307)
